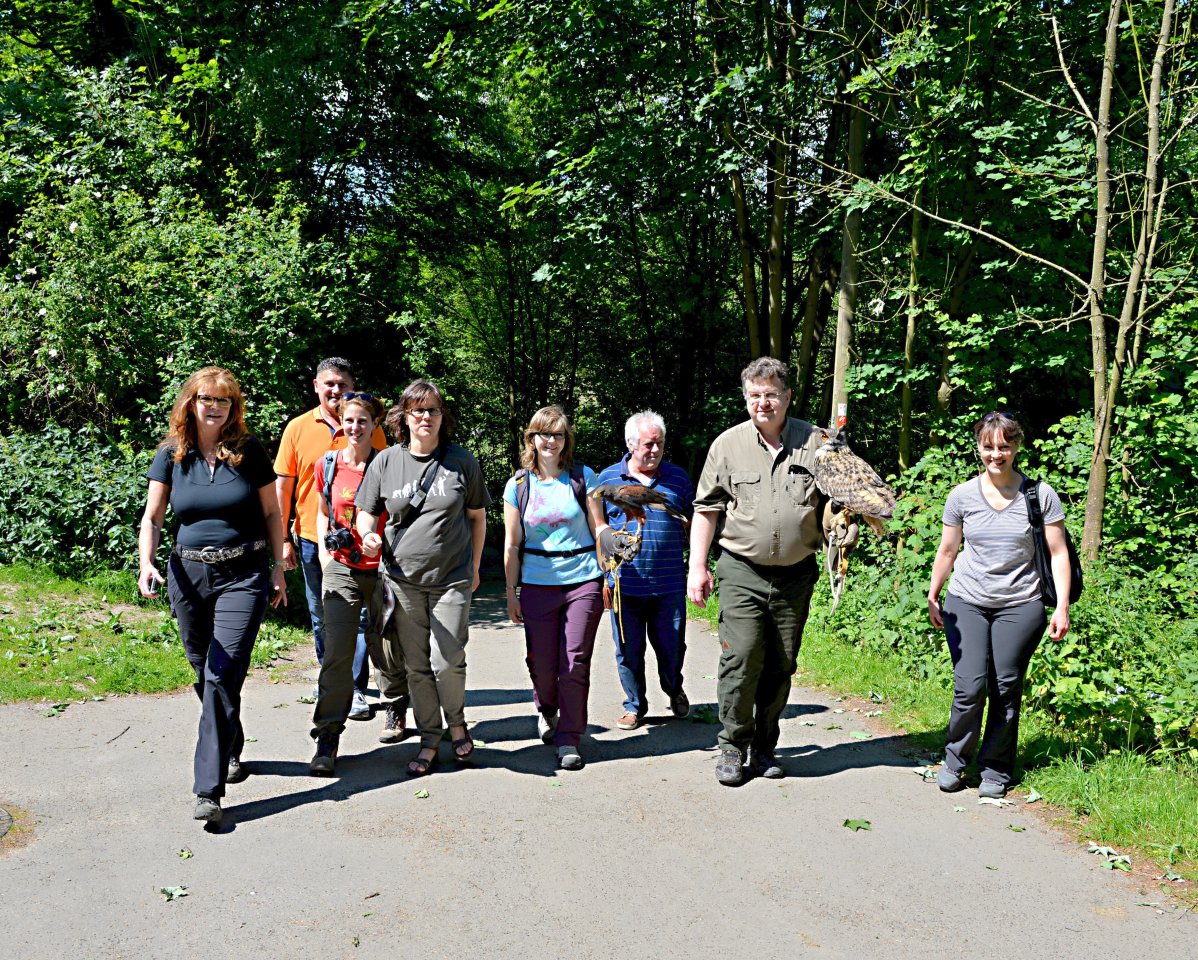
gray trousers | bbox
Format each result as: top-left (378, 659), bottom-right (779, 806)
top-left (942, 593), bottom-right (1046, 785)
top-left (312, 561), bottom-right (383, 738)
top-left (387, 576), bottom-right (472, 748)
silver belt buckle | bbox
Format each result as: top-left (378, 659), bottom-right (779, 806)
top-left (198, 545), bottom-right (223, 564)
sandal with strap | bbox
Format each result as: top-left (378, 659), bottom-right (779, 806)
top-left (406, 747), bottom-right (439, 777)
top-left (451, 732), bottom-right (475, 764)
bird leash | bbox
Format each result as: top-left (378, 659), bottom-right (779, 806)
top-left (826, 506), bottom-right (854, 614)
top-left (600, 530), bottom-right (642, 650)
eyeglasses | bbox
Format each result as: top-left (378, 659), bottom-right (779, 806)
top-left (196, 395), bottom-right (233, 409)
top-left (534, 431), bottom-right (566, 441)
top-left (343, 391), bottom-right (376, 403)
top-left (746, 392), bottom-right (783, 406)
top-left (408, 407), bottom-right (443, 418)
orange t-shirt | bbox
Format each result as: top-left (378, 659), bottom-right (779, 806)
top-left (316, 457), bottom-right (388, 571)
top-left (273, 407), bottom-right (386, 542)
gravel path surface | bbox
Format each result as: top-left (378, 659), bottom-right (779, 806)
top-left (1, 588), bottom-right (1192, 959)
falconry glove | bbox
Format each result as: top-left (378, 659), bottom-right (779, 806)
top-left (822, 501), bottom-right (860, 552)
top-left (599, 527), bottom-right (642, 568)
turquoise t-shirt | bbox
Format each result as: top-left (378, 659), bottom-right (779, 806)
top-left (503, 466), bottom-right (602, 586)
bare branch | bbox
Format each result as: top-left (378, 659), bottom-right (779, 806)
top-left (1051, 14), bottom-right (1097, 131)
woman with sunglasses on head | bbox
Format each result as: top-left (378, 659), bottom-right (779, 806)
top-left (502, 406), bottom-right (608, 771)
top-left (927, 412), bottom-right (1071, 800)
top-left (137, 367), bottom-right (287, 827)
top-left (308, 392), bottom-right (391, 775)
top-left (355, 380), bottom-right (491, 777)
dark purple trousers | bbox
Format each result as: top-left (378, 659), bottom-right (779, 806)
top-left (520, 578), bottom-right (604, 747)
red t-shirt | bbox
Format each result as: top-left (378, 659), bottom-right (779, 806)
top-left (316, 457), bottom-right (387, 571)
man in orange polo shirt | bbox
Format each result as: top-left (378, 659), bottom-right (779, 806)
top-left (275, 358), bottom-right (389, 725)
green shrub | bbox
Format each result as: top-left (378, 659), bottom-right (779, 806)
top-left (0, 425), bottom-right (147, 574)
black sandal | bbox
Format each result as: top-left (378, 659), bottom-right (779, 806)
top-left (407, 747), bottom-right (439, 777)
top-left (451, 731), bottom-right (475, 764)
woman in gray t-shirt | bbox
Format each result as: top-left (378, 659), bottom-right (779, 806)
top-left (926, 413), bottom-right (1073, 799)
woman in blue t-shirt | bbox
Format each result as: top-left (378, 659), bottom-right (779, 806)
top-left (137, 367), bottom-right (287, 828)
top-left (503, 405), bottom-right (608, 771)
top-left (926, 412), bottom-right (1072, 799)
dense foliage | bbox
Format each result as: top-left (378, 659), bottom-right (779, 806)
top-left (1, 2), bottom-right (1195, 752)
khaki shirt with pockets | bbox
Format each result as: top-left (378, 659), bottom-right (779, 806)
top-left (694, 418), bottom-right (824, 566)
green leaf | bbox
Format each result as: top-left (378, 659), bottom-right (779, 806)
top-left (413, 789), bottom-right (429, 799)
top-left (177, 847), bottom-right (193, 859)
top-left (159, 886), bottom-right (188, 901)
top-left (953, 806), bottom-right (966, 813)
top-left (1007, 825), bottom-right (1026, 833)
top-left (849, 730), bottom-right (872, 740)
top-left (842, 819), bottom-right (872, 832)
top-left (1024, 789), bottom-right (1042, 804)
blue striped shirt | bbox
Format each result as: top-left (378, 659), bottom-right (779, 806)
top-left (596, 456), bottom-right (693, 598)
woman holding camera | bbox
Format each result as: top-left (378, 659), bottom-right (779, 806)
top-left (137, 367), bottom-right (287, 827)
top-left (355, 380), bottom-right (491, 777)
top-left (308, 392), bottom-right (391, 775)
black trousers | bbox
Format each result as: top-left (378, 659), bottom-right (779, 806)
top-left (168, 552), bottom-right (269, 800)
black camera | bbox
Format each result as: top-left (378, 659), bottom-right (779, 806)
top-left (324, 526), bottom-right (361, 563)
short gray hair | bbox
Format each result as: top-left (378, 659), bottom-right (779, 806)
top-left (625, 409), bottom-right (667, 449)
top-left (740, 356), bottom-right (790, 392)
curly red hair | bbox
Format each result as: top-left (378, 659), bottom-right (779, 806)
top-left (161, 367), bottom-right (251, 466)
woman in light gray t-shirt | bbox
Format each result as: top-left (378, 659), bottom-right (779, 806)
top-left (926, 413), bottom-right (1073, 800)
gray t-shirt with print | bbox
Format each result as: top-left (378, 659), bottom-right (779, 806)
top-left (942, 476), bottom-right (1065, 608)
top-left (356, 442), bottom-right (492, 586)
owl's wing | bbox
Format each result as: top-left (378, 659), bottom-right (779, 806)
top-left (814, 451), bottom-right (897, 519)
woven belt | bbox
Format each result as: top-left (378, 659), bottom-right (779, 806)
top-left (174, 540), bottom-right (267, 564)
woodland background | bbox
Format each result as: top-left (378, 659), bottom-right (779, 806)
top-left (1, 1), bottom-right (1195, 757)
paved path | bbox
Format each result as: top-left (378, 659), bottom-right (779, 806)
top-left (1, 588), bottom-right (1192, 959)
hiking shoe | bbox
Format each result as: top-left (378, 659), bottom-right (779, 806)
top-left (670, 691), bottom-right (691, 718)
top-left (937, 765), bottom-right (965, 792)
top-left (226, 756), bottom-right (247, 784)
top-left (194, 796), bottom-right (222, 824)
top-left (537, 709), bottom-right (559, 745)
top-left (715, 748), bottom-right (745, 786)
top-left (978, 779), bottom-right (1007, 799)
top-left (616, 711), bottom-right (641, 731)
top-left (309, 731), bottom-right (339, 776)
top-left (557, 744), bottom-right (584, 771)
top-left (378, 701), bottom-right (408, 743)
top-left (348, 689), bottom-right (371, 721)
top-left (751, 749), bottom-right (784, 779)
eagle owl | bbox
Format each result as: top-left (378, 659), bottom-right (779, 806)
top-left (813, 426), bottom-right (896, 536)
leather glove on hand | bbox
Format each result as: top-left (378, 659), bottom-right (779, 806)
top-left (599, 527), bottom-right (642, 567)
top-left (821, 501), bottom-right (860, 552)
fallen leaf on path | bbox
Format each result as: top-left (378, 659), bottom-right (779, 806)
top-left (1161, 871), bottom-right (1186, 882)
top-left (352, 936), bottom-right (360, 947)
top-left (548, 781), bottom-right (561, 788)
top-left (177, 848), bottom-right (193, 860)
top-left (272, 703), bottom-right (289, 709)
top-left (799, 720), bottom-right (816, 726)
top-left (978, 797), bottom-right (1013, 808)
top-left (833, 708), bottom-right (845, 714)
top-left (473, 739), bottom-right (487, 747)
top-left (915, 766), bottom-right (937, 781)
top-left (849, 730), bottom-right (871, 740)
top-left (842, 819), bottom-right (871, 832)
top-left (1088, 843), bottom-right (1119, 858)
top-left (244, 736), bottom-right (257, 743)
top-left (953, 806), bottom-right (966, 813)
top-left (413, 789), bottom-right (429, 799)
top-left (1007, 825), bottom-right (1026, 833)
top-left (868, 691), bottom-right (884, 703)
top-left (1101, 858), bottom-right (1132, 872)
top-left (702, 675), bottom-right (715, 680)
top-left (1025, 789), bottom-right (1042, 804)
top-left (985, 865), bottom-right (998, 871)
top-left (159, 886), bottom-right (188, 901)
top-left (364, 892), bottom-right (380, 900)
top-left (42, 703), bottom-right (69, 718)
top-left (296, 696), bottom-right (315, 705)
top-left (824, 723), bottom-right (842, 730)
top-left (864, 710), bottom-right (883, 717)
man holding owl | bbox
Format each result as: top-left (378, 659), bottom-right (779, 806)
top-left (687, 357), bottom-right (856, 786)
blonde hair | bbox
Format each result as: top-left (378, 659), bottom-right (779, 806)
top-left (161, 366), bottom-right (250, 466)
top-left (520, 405), bottom-right (575, 474)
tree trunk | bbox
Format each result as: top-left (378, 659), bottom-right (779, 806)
top-left (1081, 0), bottom-right (1121, 562)
top-left (831, 91), bottom-right (866, 427)
top-left (899, 191), bottom-right (922, 472)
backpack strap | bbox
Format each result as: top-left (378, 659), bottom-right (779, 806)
top-left (1021, 475), bottom-right (1045, 529)
top-left (514, 464), bottom-right (593, 563)
top-left (323, 447), bottom-right (378, 532)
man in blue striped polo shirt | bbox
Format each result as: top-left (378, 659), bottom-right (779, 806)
top-left (597, 411), bottom-right (695, 730)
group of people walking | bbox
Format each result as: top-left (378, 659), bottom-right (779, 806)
top-left (137, 356), bottom-right (1072, 828)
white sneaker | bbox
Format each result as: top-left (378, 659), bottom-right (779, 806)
top-left (557, 744), bottom-right (583, 770)
top-left (348, 690), bottom-right (371, 721)
top-left (537, 710), bottom-right (558, 744)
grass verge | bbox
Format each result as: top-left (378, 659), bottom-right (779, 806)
top-left (689, 590), bottom-right (1198, 900)
top-left (0, 562), bottom-right (307, 705)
